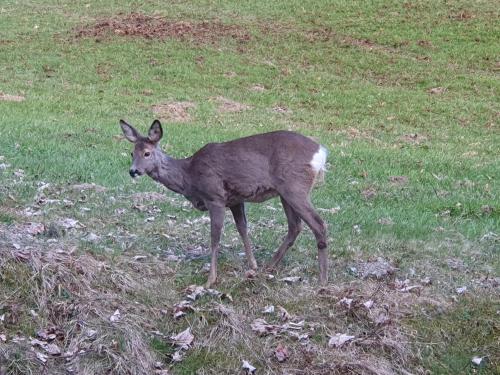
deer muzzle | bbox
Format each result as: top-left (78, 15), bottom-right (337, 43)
top-left (129, 169), bottom-right (141, 178)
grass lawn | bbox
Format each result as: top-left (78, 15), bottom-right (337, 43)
top-left (0, 1), bottom-right (498, 374)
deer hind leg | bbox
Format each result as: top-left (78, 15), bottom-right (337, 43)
top-left (206, 204), bottom-right (225, 288)
top-left (230, 203), bottom-right (257, 271)
top-left (281, 191), bottom-right (328, 285)
top-left (267, 197), bottom-right (303, 270)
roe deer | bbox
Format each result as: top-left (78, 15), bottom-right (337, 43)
top-left (120, 119), bottom-right (328, 287)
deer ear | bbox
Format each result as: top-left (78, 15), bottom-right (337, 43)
top-left (148, 120), bottom-right (163, 143)
top-left (120, 120), bottom-right (140, 143)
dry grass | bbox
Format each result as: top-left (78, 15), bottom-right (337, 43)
top-left (1, 214), bottom-right (451, 374)
top-left (0, 223), bottom-right (177, 374)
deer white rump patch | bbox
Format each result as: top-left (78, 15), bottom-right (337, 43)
top-left (310, 145), bottom-right (327, 173)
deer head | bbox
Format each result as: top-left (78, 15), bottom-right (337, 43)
top-left (120, 119), bottom-right (163, 178)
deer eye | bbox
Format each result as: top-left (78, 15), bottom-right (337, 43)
top-left (144, 151), bottom-right (151, 158)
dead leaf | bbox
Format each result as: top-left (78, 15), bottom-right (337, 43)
top-left (328, 333), bottom-right (355, 348)
top-left (185, 285), bottom-right (206, 301)
top-left (472, 356), bottom-right (485, 366)
top-left (371, 310), bottom-right (390, 325)
top-left (242, 360), bottom-right (256, 373)
top-left (171, 350), bottom-right (184, 362)
top-left (262, 305), bottom-right (274, 314)
top-left (251, 318), bottom-right (281, 336)
top-left (378, 217), bottom-right (394, 225)
top-left (109, 309), bottom-right (121, 322)
top-left (173, 300), bottom-right (195, 318)
top-left (363, 300), bottom-right (374, 309)
top-left (57, 218), bottom-right (83, 229)
top-left (338, 297), bottom-right (353, 309)
top-left (35, 351), bottom-right (48, 363)
top-left (26, 222), bottom-right (45, 235)
top-left (279, 276), bottom-right (302, 284)
top-left (277, 306), bottom-right (291, 321)
top-left (456, 286), bottom-right (467, 294)
top-left (170, 328), bottom-right (194, 350)
top-left (274, 343), bottom-right (289, 362)
top-left (45, 343), bottom-right (61, 356)
top-left (427, 87), bottom-right (446, 94)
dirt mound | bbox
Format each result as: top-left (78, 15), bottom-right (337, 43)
top-left (74, 13), bottom-right (251, 44)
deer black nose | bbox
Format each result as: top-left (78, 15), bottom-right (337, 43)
top-left (129, 169), bottom-right (139, 178)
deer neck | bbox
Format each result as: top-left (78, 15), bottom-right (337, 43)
top-left (149, 152), bottom-right (190, 195)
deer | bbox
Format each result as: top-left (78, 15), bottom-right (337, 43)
top-left (120, 119), bottom-right (329, 287)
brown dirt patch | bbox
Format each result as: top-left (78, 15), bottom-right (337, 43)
top-left (0, 92), bottom-right (25, 102)
top-left (73, 13), bottom-right (251, 44)
top-left (215, 96), bottom-right (252, 113)
top-left (152, 101), bottom-right (196, 123)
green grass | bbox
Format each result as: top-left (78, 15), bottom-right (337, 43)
top-left (0, 0), bottom-right (499, 374)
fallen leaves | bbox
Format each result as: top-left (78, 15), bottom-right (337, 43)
top-left (109, 309), bottom-right (121, 322)
top-left (242, 360), bottom-right (256, 373)
top-left (170, 327), bottom-right (194, 350)
top-left (279, 276), bottom-right (302, 284)
top-left (328, 333), bottom-right (355, 348)
top-left (354, 257), bottom-right (396, 279)
top-left (427, 86), bottom-right (447, 95)
top-left (26, 222), bottom-right (45, 235)
top-left (169, 327), bottom-right (194, 364)
top-left (57, 217), bottom-right (84, 229)
top-left (274, 343), bottom-right (289, 362)
top-left (251, 318), bottom-right (281, 336)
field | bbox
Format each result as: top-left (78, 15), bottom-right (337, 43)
top-left (0, 1), bottom-right (499, 374)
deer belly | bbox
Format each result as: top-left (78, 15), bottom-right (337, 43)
top-left (246, 188), bottom-right (278, 203)
top-left (225, 184), bottom-right (278, 205)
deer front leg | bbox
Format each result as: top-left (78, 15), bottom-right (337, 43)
top-left (230, 203), bottom-right (257, 271)
top-left (206, 204), bottom-right (225, 288)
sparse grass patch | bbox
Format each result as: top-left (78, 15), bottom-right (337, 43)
top-left (410, 297), bottom-right (500, 374)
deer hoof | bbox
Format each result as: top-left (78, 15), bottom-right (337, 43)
top-left (205, 277), bottom-right (216, 289)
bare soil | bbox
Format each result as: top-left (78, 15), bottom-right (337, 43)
top-left (73, 13), bottom-right (251, 44)
top-left (152, 101), bottom-right (196, 123)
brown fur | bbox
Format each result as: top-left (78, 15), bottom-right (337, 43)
top-left (121, 119), bottom-right (328, 287)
